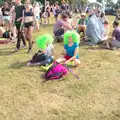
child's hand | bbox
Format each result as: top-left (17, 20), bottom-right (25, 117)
top-left (64, 60), bottom-right (69, 65)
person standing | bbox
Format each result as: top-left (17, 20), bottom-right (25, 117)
top-left (13, 0), bottom-right (26, 52)
top-left (21, 0), bottom-right (37, 53)
top-left (1, 2), bottom-right (11, 30)
top-left (33, 2), bottom-right (40, 31)
top-left (53, 2), bottom-right (60, 21)
top-left (9, 0), bottom-right (17, 41)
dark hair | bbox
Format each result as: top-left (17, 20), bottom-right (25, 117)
top-left (65, 10), bottom-right (72, 18)
top-left (104, 20), bottom-right (108, 24)
top-left (61, 14), bottom-right (68, 19)
top-left (61, 11), bottom-right (68, 19)
top-left (113, 21), bottom-right (119, 26)
top-left (100, 12), bottom-right (105, 18)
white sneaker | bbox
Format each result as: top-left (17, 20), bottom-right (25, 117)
top-left (14, 48), bottom-right (19, 52)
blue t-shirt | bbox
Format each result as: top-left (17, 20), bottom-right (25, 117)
top-left (64, 43), bottom-right (79, 59)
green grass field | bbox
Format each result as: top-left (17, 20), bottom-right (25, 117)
top-left (0, 16), bottom-right (120, 120)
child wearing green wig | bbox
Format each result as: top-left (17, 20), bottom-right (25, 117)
top-left (56, 31), bottom-right (81, 67)
top-left (28, 34), bottom-right (54, 67)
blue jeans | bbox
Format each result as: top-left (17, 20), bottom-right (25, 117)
top-left (39, 56), bottom-right (54, 66)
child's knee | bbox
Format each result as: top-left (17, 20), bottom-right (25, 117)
top-left (74, 59), bottom-right (81, 66)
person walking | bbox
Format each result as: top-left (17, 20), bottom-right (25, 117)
top-left (13, 0), bottom-right (26, 52)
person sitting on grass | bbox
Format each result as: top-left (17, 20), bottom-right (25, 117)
top-left (115, 7), bottom-right (120, 21)
top-left (56, 30), bottom-right (80, 67)
top-left (101, 20), bottom-right (110, 48)
top-left (53, 11), bottom-right (73, 37)
top-left (0, 24), bottom-right (13, 40)
top-left (28, 34), bottom-right (54, 67)
top-left (109, 21), bottom-right (120, 49)
top-left (77, 13), bottom-right (88, 37)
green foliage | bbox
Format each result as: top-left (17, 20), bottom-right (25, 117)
top-left (96, 0), bottom-right (103, 3)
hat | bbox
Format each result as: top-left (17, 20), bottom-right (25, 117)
top-left (81, 13), bottom-right (86, 16)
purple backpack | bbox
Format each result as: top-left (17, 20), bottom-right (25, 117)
top-left (44, 62), bottom-right (68, 80)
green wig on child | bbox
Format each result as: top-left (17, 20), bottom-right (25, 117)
top-left (64, 30), bottom-right (80, 45)
top-left (36, 34), bottom-right (54, 50)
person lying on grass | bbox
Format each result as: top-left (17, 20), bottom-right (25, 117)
top-left (102, 20), bottom-right (110, 48)
top-left (0, 24), bottom-right (13, 40)
top-left (56, 30), bottom-right (80, 67)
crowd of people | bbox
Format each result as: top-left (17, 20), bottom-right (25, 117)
top-left (0, 0), bottom-right (120, 73)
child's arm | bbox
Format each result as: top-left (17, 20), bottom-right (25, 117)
top-left (61, 49), bottom-right (66, 56)
top-left (20, 10), bottom-right (24, 32)
top-left (107, 26), bottom-right (109, 35)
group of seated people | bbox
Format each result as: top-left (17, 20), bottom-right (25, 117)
top-left (53, 9), bottom-right (120, 49)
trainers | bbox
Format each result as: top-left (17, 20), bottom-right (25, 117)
top-left (22, 45), bottom-right (27, 49)
top-left (15, 48), bottom-right (19, 52)
top-left (27, 49), bottom-right (32, 54)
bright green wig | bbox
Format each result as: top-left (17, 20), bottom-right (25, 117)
top-left (64, 30), bottom-right (80, 45)
top-left (36, 34), bottom-right (54, 49)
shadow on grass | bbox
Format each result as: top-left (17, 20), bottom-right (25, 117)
top-left (0, 50), bottom-right (16, 56)
top-left (9, 61), bottom-right (28, 69)
top-left (83, 44), bottom-right (111, 51)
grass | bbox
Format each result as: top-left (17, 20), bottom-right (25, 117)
top-left (0, 16), bottom-right (120, 120)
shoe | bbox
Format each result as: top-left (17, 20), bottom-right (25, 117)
top-left (27, 49), bottom-right (32, 54)
top-left (15, 48), bottom-right (19, 52)
top-left (22, 45), bottom-right (27, 49)
top-left (40, 64), bottom-right (53, 71)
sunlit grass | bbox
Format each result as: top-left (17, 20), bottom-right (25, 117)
top-left (0, 15), bottom-right (120, 120)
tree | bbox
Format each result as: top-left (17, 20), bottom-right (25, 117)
top-left (96, 0), bottom-right (103, 3)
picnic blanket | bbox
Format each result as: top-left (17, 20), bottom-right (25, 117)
top-left (86, 14), bottom-right (105, 45)
top-left (0, 38), bottom-right (10, 44)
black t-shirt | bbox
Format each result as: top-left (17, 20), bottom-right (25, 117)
top-left (15, 5), bottom-right (25, 21)
top-left (1, 8), bottom-right (10, 16)
top-left (61, 4), bottom-right (66, 10)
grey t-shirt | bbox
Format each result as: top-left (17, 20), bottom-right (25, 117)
top-left (53, 20), bottom-right (63, 33)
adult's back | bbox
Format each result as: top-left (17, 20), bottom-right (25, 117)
top-left (15, 4), bottom-right (25, 21)
top-left (86, 14), bottom-right (104, 45)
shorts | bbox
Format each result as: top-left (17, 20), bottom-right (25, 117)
top-left (54, 29), bottom-right (64, 37)
top-left (64, 55), bottom-right (79, 60)
top-left (24, 21), bottom-right (33, 28)
top-left (2, 16), bottom-right (10, 22)
top-left (77, 25), bottom-right (86, 33)
top-left (15, 22), bottom-right (21, 29)
top-left (64, 55), bottom-right (72, 60)
top-left (54, 14), bottom-right (58, 18)
top-left (46, 11), bottom-right (50, 17)
top-left (36, 16), bottom-right (40, 20)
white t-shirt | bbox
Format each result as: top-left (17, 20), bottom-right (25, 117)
top-left (34, 6), bottom-right (40, 17)
top-left (44, 44), bottom-right (54, 57)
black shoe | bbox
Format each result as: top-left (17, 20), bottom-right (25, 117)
top-left (27, 49), bottom-right (32, 54)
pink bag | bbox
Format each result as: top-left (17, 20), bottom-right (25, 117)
top-left (44, 62), bottom-right (68, 80)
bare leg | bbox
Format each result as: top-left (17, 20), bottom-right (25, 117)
top-left (56, 57), bottom-right (66, 63)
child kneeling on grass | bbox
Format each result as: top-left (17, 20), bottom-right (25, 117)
top-left (56, 30), bottom-right (81, 67)
top-left (28, 34), bottom-right (54, 66)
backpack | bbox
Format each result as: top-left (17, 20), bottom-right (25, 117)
top-left (44, 62), bottom-right (68, 80)
top-left (30, 50), bottom-right (46, 63)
